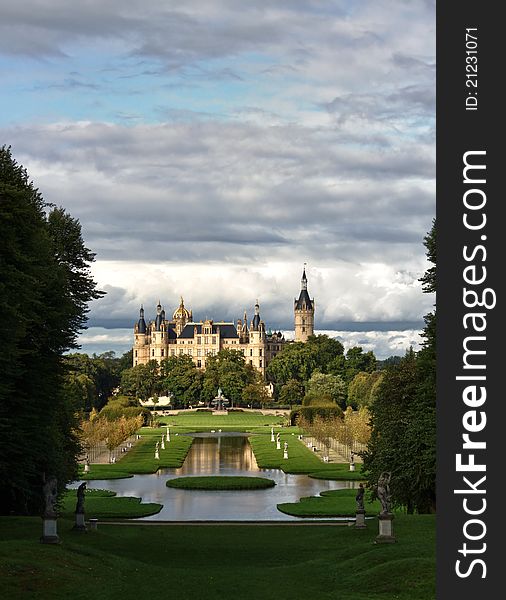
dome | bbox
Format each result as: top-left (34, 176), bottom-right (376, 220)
top-left (173, 297), bottom-right (192, 321)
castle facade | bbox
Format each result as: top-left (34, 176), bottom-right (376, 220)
top-left (133, 268), bottom-right (315, 378)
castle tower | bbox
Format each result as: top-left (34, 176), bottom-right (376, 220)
top-left (294, 266), bottom-right (314, 342)
top-left (133, 305), bottom-right (148, 366)
top-left (173, 296), bottom-right (192, 336)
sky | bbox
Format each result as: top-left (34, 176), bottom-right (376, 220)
top-left (0, 1), bottom-right (436, 359)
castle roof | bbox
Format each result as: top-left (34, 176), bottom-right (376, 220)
top-left (178, 322), bottom-right (239, 339)
top-left (295, 289), bottom-right (313, 310)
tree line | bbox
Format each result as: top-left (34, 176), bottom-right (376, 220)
top-left (0, 146), bottom-right (103, 514)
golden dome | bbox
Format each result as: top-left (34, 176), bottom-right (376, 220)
top-left (173, 297), bottom-right (192, 321)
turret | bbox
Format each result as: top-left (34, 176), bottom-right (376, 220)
top-left (294, 265), bottom-right (315, 342)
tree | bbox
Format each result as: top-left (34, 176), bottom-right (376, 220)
top-left (347, 371), bottom-right (384, 408)
top-left (266, 342), bottom-right (318, 385)
top-left (202, 349), bottom-right (257, 406)
top-left (120, 361), bottom-right (159, 402)
top-left (305, 371), bottom-right (347, 407)
top-left (329, 346), bottom-right (377, 383)
top-left (242, 382), bottom-right (270, 407)
top-left (362, 220), bottom-right (436, 513)
top-left (0, 146), bottom-right (103, 514)
top-left (161, 355), bottom-right (203, 408)
top-left (278, 379), bottom-right (305, 405)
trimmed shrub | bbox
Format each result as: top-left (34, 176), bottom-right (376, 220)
top-left (290, 404), bottom-right (343, 425)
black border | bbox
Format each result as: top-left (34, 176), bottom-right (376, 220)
top-left (437, 3), bottom-right (500, 596)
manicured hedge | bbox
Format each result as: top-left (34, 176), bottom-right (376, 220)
top-left (166, 476), bottom-right (276, 490)
top-left (290, 404), bottom-right (343, 425)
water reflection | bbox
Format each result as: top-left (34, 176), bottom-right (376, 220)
top-left (175, 433), bottom-right (259, 475)
top-left (72, 434), bottom-right (357, 521)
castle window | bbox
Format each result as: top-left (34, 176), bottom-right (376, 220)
top-left (197, 349), bottom-right (201, 357)
top-left (302, 327), bottom-right (305, 333)
top-left (161, 349), bottom-right (164, 357)
top-left (135, 350), bottom-right (138, 357)
top-left (259, 360), bottom-right (263, 368)
top-left (249, 360), bottom-right (253, 365)
top-left (259, 349), bottom-right (262, 357)
top-left (134, 360), bottom-right (137, 366)
top-left (171, 349), bottom-right (175, 356)
top-left (152, 350), bottom-right (155, 357)
top-left (197, 360), bottom-right (202, 368)
top-left (250, 349), bottom-right (253, 356)
top-left (302, 318), bottom-right (305, 325)
top-left (179, 349), bottom-right (183, 355)
top-left (197, 336), bottom-right (201, 344)
top-left (189, 349), bottom-right (193, 356)
top-left (212, 336), bottom-right (216, 345)
top-left (204, 336), bottom-right (208, 344)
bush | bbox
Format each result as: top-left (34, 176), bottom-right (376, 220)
top-left (99, 405), bottom-right (150, 424)
top-left (290, 405), bottom-right (343, 425)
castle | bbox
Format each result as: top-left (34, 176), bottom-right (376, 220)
top-left (133, 268), bottom-right (315, 378)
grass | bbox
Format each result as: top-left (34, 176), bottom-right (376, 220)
top-left (0, 515), bottom-right (435, 600)
top-left (157, 412), bottom-right (286, 428)
top-left (80, 432), bottom-right (193, 480)
top-left (60, 489), bottom-right (162, 519)
top-left (249, 433), bottom-right (362, 480)
top-left (277, 489), bottom-right (382, 518)
top-left (309, 464), bottom-right (365, 480)
top-left (166, 476), bottom-right (276, 490)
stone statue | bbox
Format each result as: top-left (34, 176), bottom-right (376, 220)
top-left (75, 482), bottom-right (87, 514)
top-left (284, 441), bottom-right (288, 450)
top-left (217, 387), bottom-right (223, 398)
top-left (355, 483), bottom-right (365, 511)
top-left (42, 476), bottom-right (58, 519)
top-left (376, 471), bottom-right (392, 514)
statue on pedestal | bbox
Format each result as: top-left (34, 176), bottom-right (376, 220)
top-left (42, 476), bottom-right (58, 519)
top-left (355, 483), bottom-right (365, 511)
top-left (76, 482), bottom-right (86, 514)
top-left (377, 471), bottom-right (392, 514)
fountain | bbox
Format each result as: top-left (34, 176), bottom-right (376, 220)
top-left (211, 388), bottom-right (230, 414)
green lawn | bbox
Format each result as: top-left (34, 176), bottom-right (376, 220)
top-left (166, 476), bottom-right (276, 490)
top-left (277, 489), bottom-right (382, 517)
top-left (80, 432), bottom-right (193, 480)
top-left (309, 464), bottom-right (365, 480)
top-left (249, 433), bottom-right (362, 480)
top-left (157, 412), bottom-right (286, 428)
top-left (61, 489), bottom-right (162, 519)
top-left (0, 515), bottom-right (435, 600)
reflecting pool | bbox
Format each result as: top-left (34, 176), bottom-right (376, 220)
top-left (73, 433), bottom-right (356, 521)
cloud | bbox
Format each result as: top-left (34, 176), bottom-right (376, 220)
top-left (1, 1), bottom-right (435, 359)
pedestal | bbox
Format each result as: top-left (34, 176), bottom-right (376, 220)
top-left (355, 509), bottom-right (366, 529)
top-left (375, 513), bottom-right (396, 543)
top-left (161, 440), bottom-right (165, 450)
top-left (349, 463), bottom-right (356, 472)
top-left (89, 518), bottom-right (98, 531)
top-left (155, 450), bottom-right (159, 459)
top-left (271, 433), bottom-right (275, 442)
top-left (73, 512), bottom-right (87, 532)
top-left (283, 451), bottom-right (289, 459)
top-left (40, 518), bottom-right (60, 544)
top-left (276, 442), bottom-right (281, 450)
top-left (84, 463), bottom-right (90, 473)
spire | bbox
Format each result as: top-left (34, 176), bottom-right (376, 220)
top-left (156, 299), bottom-right (162, 315)
top-left (243, 311), bottom-right (248, 332)
top-left (252, 300), bottom-right (261, 330)
top-left (301, 263), bottom-right (307, 291)
top-left (137, 304), bottom-right (147, 334)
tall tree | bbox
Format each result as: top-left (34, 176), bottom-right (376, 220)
top-left (0, 146), bottom-right (103, 514)
top-left (362, 220), bottom-right (436, 513)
